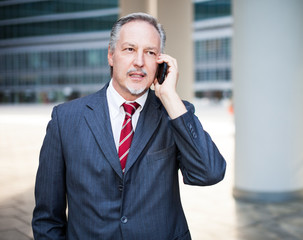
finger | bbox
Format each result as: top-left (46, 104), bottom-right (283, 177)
top-left (158, 55), bottom-right (177, 73)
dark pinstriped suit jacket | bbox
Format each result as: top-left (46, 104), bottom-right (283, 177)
top-left (32, 83), bottom-right (226, 240)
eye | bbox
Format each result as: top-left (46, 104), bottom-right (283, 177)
top-left (126, 47), bottom-right (134, 52)
top-left (147, 51), bottom-right (156, 56)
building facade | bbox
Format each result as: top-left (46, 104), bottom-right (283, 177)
top-left (0, 0), bottom-right (231, 103)
top-left (193, 0), bottom-right (232, 99)
top-left (0, 0), bottom-right (118, 103)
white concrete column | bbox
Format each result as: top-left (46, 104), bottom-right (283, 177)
top-left (232, 0), bottom-right (303, 201)
top-left (156, 0), bottom-right (194, 101)
top-left (119, 0), bottom-right (194, 100)
top-left (119, 0), bottom-right (149, 16)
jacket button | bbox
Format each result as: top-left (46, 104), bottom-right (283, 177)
top-left (121, 216), bottom-right (128, 224)
top-left (118, 184), bottom-right (123, 191)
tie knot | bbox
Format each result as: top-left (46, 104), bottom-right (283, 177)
top-left (122, 102), bottom-right (140, 117)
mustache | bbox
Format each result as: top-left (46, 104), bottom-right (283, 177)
top-left (127, 68), bottom-right (147, 76)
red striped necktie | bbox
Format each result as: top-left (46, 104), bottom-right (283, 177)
top-left (118, 102), bottom-right (140, 173)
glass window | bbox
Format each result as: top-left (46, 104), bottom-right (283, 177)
top-left (194, 0), bottom-right (231, 21)
top-left (0, 0), bottom-right (118, 20)
top-left (30, 52), bottom-right (41, 70)
top-left (49, 52), bottom-right (58, 69)
top-left (41, 52), bottom-right (50, 69)
top-left (87, 49), bottom-right (101, 67)
top-left (0, 55), bottom-right (5, 72)
top-left (6, 55), bottom-right (13, 71)
top-left (76, 50), bottom-right (84, 67)
top-left (1, 15), bottom-right (118, 39)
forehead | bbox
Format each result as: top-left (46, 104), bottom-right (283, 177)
top-left (118, 20), bottom-right (161, 48)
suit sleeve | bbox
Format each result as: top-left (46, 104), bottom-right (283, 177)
top-left (32, 106), bottom-right (67, 239)
top-left (171, 102), bottom-right (226, 186)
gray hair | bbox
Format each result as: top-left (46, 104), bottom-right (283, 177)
top-left (109, 12), bottom-right (166, 53)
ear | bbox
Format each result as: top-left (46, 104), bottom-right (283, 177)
top-left (108, 45), bottom-right (114, 67)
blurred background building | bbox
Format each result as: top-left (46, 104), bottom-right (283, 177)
top-left (0, 0), bottom-right (231, 104)
top-left (0, 0), bottom-right (119, 103)
top-left (194, 0), bottom-right (231, 99)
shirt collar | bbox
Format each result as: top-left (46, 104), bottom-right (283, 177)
top-left (107, 79), bottom-right (148, 116)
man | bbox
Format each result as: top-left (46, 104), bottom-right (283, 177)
top-left (32, 13), bottom-right (226, 240)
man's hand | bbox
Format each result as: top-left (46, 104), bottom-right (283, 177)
top-left (154, 54), bottom-right (187, 119)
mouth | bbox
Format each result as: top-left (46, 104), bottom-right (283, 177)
top-left (128, 70), bottom-right (147, 80)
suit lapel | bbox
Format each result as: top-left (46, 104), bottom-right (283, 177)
top-left (124, 91), bottom-right (163, 174)
top-left (84, 85), bottom-right (123, 179)
top-left (83, 87), bottom-right (163, 178)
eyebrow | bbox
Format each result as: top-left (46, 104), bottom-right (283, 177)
top-left (122, 42), bottom-right (136, 47)
top-left (146, 47), bottom-right (159, 52)
top-left (121, 42), bottom-right (159, 53)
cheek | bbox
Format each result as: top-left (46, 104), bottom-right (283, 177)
top-left (147, 61), bottom-right (158, 74)
top-left (150, 65), bottom-right (158, 78)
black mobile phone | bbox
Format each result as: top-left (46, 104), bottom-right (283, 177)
top-left (156, 62), bottom-right (168, 84)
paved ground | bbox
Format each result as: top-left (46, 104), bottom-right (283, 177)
top-left (0, 100), bottom-right (303, 240)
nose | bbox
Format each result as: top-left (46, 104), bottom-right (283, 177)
top-left (133, 51), bottom-right (144, 68)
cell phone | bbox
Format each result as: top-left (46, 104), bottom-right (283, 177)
top-left (156, 62), bottom-right (168, 84)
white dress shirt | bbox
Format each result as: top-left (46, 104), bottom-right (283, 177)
top-left (106, 80), bottom-right (148, 151)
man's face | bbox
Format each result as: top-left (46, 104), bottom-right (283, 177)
top-left (108, 20), bottom-right (161, 100)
